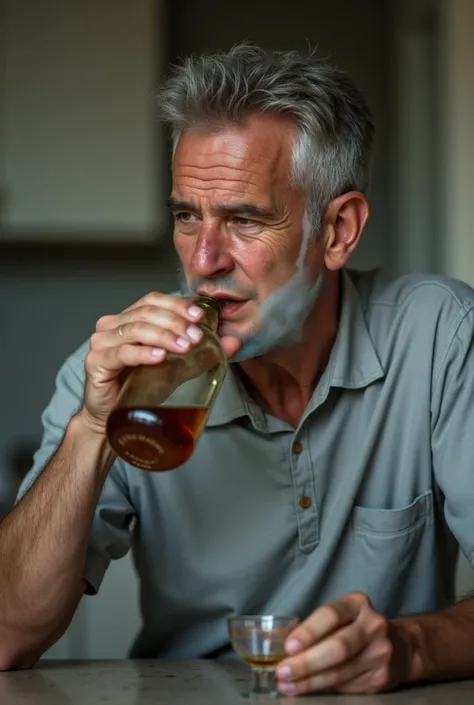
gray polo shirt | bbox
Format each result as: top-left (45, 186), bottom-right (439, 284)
top-left (18, 269), bottom-right (474, 658)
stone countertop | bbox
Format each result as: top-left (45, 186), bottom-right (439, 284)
top-left (0, 660), bottom-right (473, 704)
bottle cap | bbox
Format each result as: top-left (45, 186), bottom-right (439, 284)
top-left (194, 295), bottom-right (222, 314)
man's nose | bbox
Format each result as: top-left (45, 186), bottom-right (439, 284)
top-left (190, 222), bottom-right (234, 278)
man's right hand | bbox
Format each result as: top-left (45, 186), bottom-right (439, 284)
top-left (80, 292), bottom-right (241, 435)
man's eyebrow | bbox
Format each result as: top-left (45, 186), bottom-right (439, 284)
top-left (167, 197), bottom-right (274, 219)
top-left (219, 203), bottom-right (274, 219)
top-left (167, 197), bottom-right (198, 213)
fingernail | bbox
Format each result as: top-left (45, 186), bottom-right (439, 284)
top-left (176, 336), bottom-right (191, 349)
top-left (277, 665), bottom-right (292, 681)
top-left (279, 683), bottom-right (296, 695)
top-left (150, 348), bottom-right (165, 358)
top-left (187, 305), bottom-right (202, 319)
top-left (186, 325), bottom-right (203, 342)
top-left (286, 639), bottom-right (303, 655)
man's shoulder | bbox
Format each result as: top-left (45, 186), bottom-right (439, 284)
top-left (349, 269), bottom-right (474, 370)
top-left (352, 269), bottom-right (474, 322)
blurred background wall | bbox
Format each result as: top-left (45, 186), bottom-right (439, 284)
top-left (0, 0), bottom-right (473, 658)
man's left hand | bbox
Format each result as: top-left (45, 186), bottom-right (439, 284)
top-left (276, 592), bottom-right (414, 695)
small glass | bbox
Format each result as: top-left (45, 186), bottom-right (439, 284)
top-left (228, 615), bottom-right (299, 698)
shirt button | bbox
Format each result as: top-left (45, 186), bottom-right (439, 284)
top-left (292, 441), bottom-right (303, 454)
top-left (299, 495), bottom-right (312, 509)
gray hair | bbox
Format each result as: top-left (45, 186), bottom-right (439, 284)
top-left (157, 43), bottom-right (374, 233)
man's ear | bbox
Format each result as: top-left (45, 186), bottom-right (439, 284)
top-left (322, 192), bottom-right (369, 271)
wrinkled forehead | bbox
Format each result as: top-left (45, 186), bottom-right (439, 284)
top-left (172, 115), bottom-right (297, 193)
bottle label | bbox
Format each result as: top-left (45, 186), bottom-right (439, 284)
top-left (117, 432), bottom-right (164, 453)
top-left (116, 433), bottom-right (165, 469)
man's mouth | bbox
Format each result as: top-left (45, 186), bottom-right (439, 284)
top-left (219, 299), bottom-right (249, 317)
top-left (197, 291), bottom-right (250, 318)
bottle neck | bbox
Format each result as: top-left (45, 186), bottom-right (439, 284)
top-left (194, 297), bottom-right (220, 333)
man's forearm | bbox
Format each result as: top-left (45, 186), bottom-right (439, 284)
top-left (392, 597), bottom-right (474, 684)
top-left (0, 411), bottom-right (114, 667)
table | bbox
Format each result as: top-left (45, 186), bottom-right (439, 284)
top-left (0, 660), bottom-right (473, 704)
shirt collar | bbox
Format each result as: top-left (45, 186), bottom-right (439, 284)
top-left (206, 363), bottom-right (265, 428)
top-left (328, 269), bottom-right (385, 389)
top-left (206, 268), bottom-right (385, 427)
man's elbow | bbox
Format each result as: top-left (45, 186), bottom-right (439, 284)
top-left (0, 586), bottom-right (84, 671)
top-left (0, 628), bottom-right (50, 671)
top-left (0, 643), bottom-right (39, 671)
top-left (0, 648), bottom-right (16, 672)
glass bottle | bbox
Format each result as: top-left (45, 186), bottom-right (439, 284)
top-left (106, 296), bottom-right (227, 471)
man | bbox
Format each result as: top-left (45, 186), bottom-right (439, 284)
top-left (0, 43), bottom-right (473, 695)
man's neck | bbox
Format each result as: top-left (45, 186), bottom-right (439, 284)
top-left (237, 272), bottom-right (340, 427)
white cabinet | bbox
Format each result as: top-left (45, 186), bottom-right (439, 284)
top-left (1, 0), bottom-right (166, 241)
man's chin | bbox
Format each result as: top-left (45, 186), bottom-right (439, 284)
top-left (218, 323), bottom-right (265, 363)
top-left (218, 320), bottom-right (256, 340)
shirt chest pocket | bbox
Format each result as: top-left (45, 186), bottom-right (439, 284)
top-left (348, 490), bottom-right (435, 616)
top-left (352, 490), bottom-right (434, 536)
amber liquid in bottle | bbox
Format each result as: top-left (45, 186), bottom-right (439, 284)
top-left (106, 296), bottom-right (226, 471)
top-left (106, 405), bottom-right (208, 471)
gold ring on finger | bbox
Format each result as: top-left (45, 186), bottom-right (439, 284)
top-left (118, 324), bottom-right (124, 338)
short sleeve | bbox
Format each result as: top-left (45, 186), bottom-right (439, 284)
top-left (16, 341), bottom-right (135, 595)
top-left (431, 306), bottom-right (474, 566)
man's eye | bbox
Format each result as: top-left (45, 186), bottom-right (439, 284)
top-left (175, 212), bottom-right (197, 223)
top-left (233, 217), bottom-right (256, 227)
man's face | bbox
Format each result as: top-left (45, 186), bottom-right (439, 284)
top-left (170, 114), bottom-right (324, 359)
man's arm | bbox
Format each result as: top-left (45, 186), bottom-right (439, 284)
top-left (392, 598), bottom-right (474, 684)
top-left (423, 302), bottom-right (474, 681)
top-left (0, 290), bottom-right (235, 669)
top-left (0, 411), bottom-right (113, 670)
top-left (272, 592), bottom-right (474, 696)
